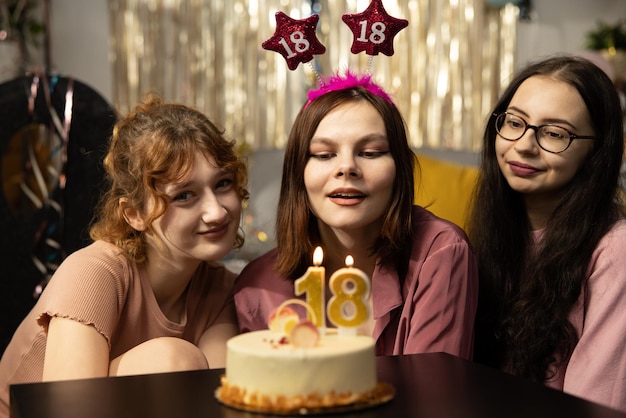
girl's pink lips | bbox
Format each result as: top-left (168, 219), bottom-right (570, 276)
top-left (508, 161), bottom-right (543, 176)
top-left (198, 221), bottom-right (230, 238)
top-left (327, 187), bottom-right (367, 206)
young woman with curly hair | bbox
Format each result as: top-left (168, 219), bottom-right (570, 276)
top-left (0, 97), bottom-right (248, 417)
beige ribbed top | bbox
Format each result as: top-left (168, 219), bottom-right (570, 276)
top-left (0, 240), bottom-right (235, 417)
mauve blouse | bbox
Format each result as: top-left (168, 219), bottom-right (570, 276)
top-left (234, 206), bottom-right (479, 359)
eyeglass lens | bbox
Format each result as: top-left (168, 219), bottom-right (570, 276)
top-left (496, 113), bottom-right (571, 153)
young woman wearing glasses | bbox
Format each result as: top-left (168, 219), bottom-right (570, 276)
top-left (469, 55), bottom-right (626, 412)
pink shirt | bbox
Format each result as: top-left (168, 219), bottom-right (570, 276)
top-left (234, 206), bottom-right (478, 359)
top-left (0, 240), bottom-right (236, 418)
top-left (540, 220), bottom-right (626, 412)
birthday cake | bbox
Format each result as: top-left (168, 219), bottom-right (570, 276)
top-left (215, 302), bottom-right (393, 414)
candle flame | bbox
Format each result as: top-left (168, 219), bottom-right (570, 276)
top-left (345, 255), bottom-right (354, 267)
top-left (313, 246), bottom-right (323, 266)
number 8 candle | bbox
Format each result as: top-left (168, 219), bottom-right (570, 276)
top-left (327, 255), bottom-right (370, 335)
top-left (294, 246), bottom-right (325, 329)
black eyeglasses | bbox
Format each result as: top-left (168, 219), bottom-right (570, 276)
top-left (494, 112), bottom-right (596, 154)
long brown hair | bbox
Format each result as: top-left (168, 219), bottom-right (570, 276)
top-left (275, 87), bottom-right (415, 279)
top-left (90, 96), bottom-right (248, 263)
top-left (469, 55), bottom-right (625, 381)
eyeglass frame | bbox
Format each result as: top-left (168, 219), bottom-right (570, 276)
top-left (493, 112), bottom-right (596, 154)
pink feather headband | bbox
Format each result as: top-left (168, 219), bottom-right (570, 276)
top-left (305, 70), bottom-right (394, 107)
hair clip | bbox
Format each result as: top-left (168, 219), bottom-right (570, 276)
top-left (262, 0), bottom-right (408, 103)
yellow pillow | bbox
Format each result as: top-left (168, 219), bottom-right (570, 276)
top-left (413, 153), bottom-right (478, 231)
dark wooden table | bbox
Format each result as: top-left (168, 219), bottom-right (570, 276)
top-left (10, 353), bottom-right (626, 418)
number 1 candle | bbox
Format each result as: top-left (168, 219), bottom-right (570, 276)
top-left (294, 246), bottom-right (325, 328)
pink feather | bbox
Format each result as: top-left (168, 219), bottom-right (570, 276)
top-left (306, 69), bottom-right (393, 106)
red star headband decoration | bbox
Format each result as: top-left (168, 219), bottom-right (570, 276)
top-left (262, 1), bottom-right (408, 105)
top-left (261, 11), bottom-right (326, 71)
top-left (342, 0), bottom-right (409, 56)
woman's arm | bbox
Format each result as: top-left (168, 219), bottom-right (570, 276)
top-left (198, 298), bottom-right (238, 368)
top-left (43, 317), bottom-right (110, 381)
top-left (406, 239), bottom-right (479, 359)
top-left (562, 223), bottom-right (626, 412)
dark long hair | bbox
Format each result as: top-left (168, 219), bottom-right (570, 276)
top-left (275, 87), bottom-right (415, 280)
top-left (469, 55), bottom-right (624, 381)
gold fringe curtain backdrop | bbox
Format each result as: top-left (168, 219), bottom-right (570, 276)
top-left (109, 0), bottom-right (518, 152)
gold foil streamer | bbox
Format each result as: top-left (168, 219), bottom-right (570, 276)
top-left (108, 0), bottom-right (517, 152)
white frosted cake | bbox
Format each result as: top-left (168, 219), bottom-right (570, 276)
top-left (215, 328), bottom-right (392, 414)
